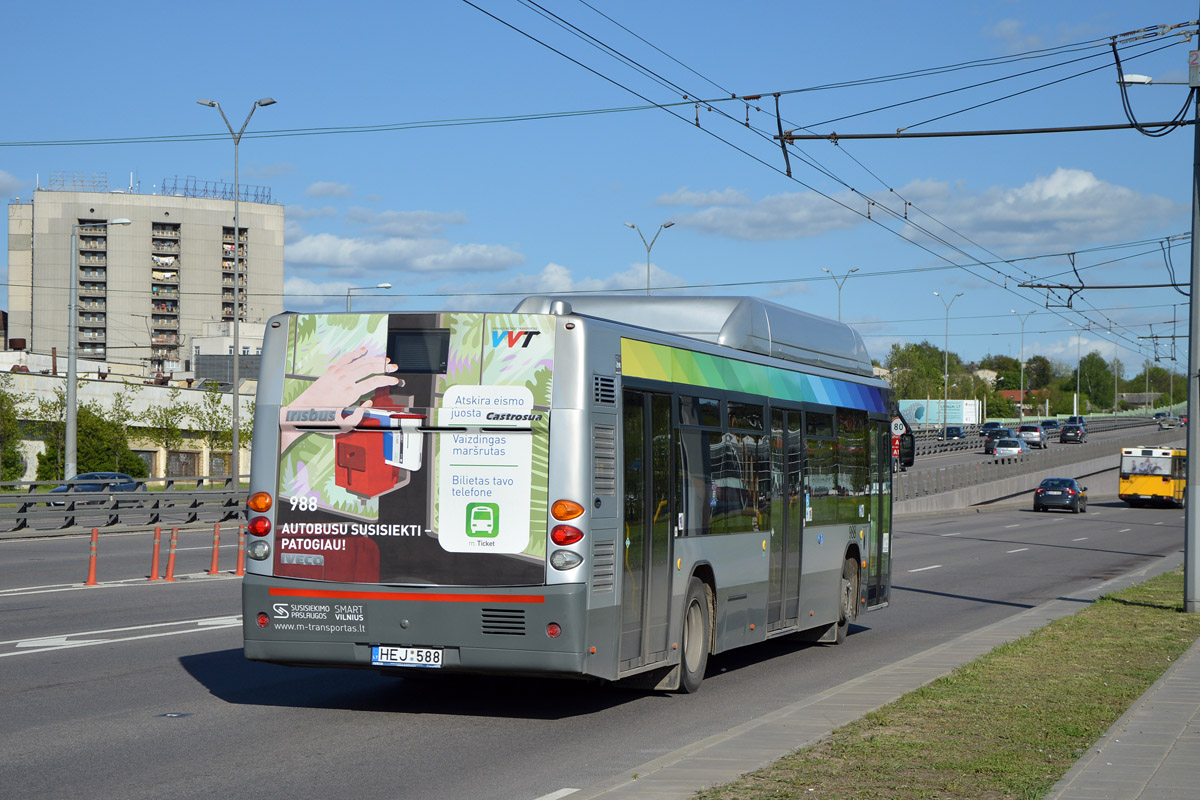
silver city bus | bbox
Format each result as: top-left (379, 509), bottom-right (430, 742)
top-left (242, 296), bottom-right (908, 691)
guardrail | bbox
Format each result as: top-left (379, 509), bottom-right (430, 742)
top-left (911, 416), bottom-right (1161, 458)
top-left (895, 425), bottom-right (1182, 503)
top-left (0, 476), bottom-right (244, 533)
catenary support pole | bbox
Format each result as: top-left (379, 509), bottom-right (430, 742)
top-left (1186, 43), bottom-right (1199, 613)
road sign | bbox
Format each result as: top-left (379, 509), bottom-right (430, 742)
top-left (890, 417), bottom-right (906, 437)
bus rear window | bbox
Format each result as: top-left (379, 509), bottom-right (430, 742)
top-left (387, 329), bottom-right (450, 373)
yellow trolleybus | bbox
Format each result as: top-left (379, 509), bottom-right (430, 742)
top-left (1118, 446), bottom-right (1186, 507)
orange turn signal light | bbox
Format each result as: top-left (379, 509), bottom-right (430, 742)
top-left (247, 492), bottom-right (273, 512)
top-left (551, 499), bottom-right (585, 521)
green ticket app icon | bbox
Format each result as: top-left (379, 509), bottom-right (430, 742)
top-left (466, 502), bottom-right (499, 538)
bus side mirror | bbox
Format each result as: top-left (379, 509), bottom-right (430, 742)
top-left (898, 433), bottom-right (915, 468)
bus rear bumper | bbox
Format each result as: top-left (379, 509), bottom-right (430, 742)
top-left (242, 574), bottom-right (591, 677)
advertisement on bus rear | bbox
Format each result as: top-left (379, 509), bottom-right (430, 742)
top-left (272, 312), bottom-right (554, 585)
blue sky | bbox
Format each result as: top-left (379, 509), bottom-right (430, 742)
top-left (3, 1), bottom-right (1197, 378)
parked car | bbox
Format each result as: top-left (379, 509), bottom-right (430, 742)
top-left (980, 421), bottom-right (1005, 437)
top-left (939, 425), bottom-right (965, 440)
top-left (983, 428), bottom-right (1014, 454)
top-left (48, 472), bottom-right (144, 506)
top-left (1059, 423), bottom-right (1087, 444)
top-left (1017, 423), bottom-right (1049, 449)
top-left (992, 438), bottom-right (1027, 459)
top-left (1032, 477), bottom-right (1087, 513)
top-left (1040, 419), bottom-right (1060, 432)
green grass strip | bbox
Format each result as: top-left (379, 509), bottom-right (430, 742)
top-left (697, 568), bottom-right (1200, 800)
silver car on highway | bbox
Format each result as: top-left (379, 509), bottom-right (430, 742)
top-left (1017, 424), bottom-right (1049, 449)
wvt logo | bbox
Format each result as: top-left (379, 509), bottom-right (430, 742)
top-left (491, 330), bottom-right (541, 348)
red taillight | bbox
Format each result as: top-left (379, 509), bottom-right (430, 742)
top-left (1066, 489), bottom-right (1075, 495)
top-left (546, 622), bottom-right (562, 639)
top-left (248, 516), bottom-right (272, 536)
top-left (550, 525), bottom-right (583, 546)
top-left (1035, 488), bottom-right (1044, 495)
top-left (256, 612), bottom-right (270, 628)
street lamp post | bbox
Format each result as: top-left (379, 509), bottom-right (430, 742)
top-left (624, 221), bottom-right (674, 295)
top-left (1071, 322), bottom-right (1090, 417)
top-left (66, 218), bottom-right (131, 479)
top-left (346, 283), bottom-right (393, 312)
top-left (1011, 309), bottom-right (1035, 421)
top-left (821, 267), bottom-right (859, 322)
top-left (197, 96), bottom-right (276, 483)
top-left (933, 291), bottom-right (963, 439)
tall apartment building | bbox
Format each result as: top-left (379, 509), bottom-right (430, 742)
top-left (6, 173), bottom-right (284, 376)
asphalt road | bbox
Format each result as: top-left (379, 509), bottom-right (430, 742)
top-left (0, 471), bottom-right (1185, 800)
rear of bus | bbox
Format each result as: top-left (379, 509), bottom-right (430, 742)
top-left (1119, 447), bottom-right (1187, 507)
top-left (242, 311), bottom-right (589, 676)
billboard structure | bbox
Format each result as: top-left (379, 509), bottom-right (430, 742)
top-left (898, 399), bottom-right (981, 429)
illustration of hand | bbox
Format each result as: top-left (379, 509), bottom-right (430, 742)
top-left (280, 347), bottom-right (400, 450)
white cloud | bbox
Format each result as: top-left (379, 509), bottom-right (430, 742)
top-left (897, 168), bottom-right (1180, 255)
top-left (410, 243), bottom-right (523, 272)
top-left (285, 232), bottom-right (524, 275)
top-left (286, 232), bottom-right (441, 270)
top-left (283, 219), bottom-right (307, 245)
top-left (305, 181), bottom-right (353, 198)
top-left (286, 205), bottom-right (339, 220)
top-left (656, 187), bottom-right (749, 207)
top-left (671, 189), bottom-right (864, 241)
top-left (0, 169), bottom-right (23, 196)
top-left (984, 18), bottom-right (1041, 54)
top-left (345, 207), bottom-right (468, 236)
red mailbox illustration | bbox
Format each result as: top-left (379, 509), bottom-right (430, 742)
top-left (334, 388), bottom-right (424, 498)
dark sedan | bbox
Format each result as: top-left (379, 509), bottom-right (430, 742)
top-left (1059, 424), bottom-right (1087, 444)
top-left (49, 472), bottom-right (145, 506)
top-left (1033, 477), bottom-right (1087, 513)
top-left (983, 428), bottom-right (1014, 454)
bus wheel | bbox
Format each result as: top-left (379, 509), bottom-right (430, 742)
top-left (680, 577), bottom-right (711, 693)
top-left (837, 557), bottom-right (860, 644)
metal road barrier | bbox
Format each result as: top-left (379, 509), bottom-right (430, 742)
top-left (0, 476), bottom-right (244, 534)
top-left (911, 415), bottom-right (1161, 458)
top-left (895, 423), bottom-right (1181, 503)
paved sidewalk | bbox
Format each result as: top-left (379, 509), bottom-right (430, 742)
top-left (1045, 635), bottom-right (1200, 800)
top-left (570, 553), bottom-right (1189, 800)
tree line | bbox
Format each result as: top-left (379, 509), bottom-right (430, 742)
top-left (883, 341), bottom-right (1183, 418)
top-left (0, 375), bottom-right (252, 482)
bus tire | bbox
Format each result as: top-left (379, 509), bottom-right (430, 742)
top-left (837, 556), bottom-right (860, 645)
top-left (679, 576), bottom-right (711, 693)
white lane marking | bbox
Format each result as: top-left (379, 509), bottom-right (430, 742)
top-left (1073, 537), bottom-right (1088, 542)
top-left (0, 582), bottom-right (77, 594)
top-left (1007, 548), bottom-right (1029, 553)
top-left (1004, 524), bottom-right (1020, 529)
top-left (908, 565), bottom-right (942, 573)
top-left (532, 790), bottom-right (578, 800)
top-left (1119, 529), bottom-right (1131, 533)
top-left (0, 572), bottom-right (238, 597)
top-left (1, 615), bottom-right (242, 658)
top-left (939, 532), bottom-right (961, 537)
